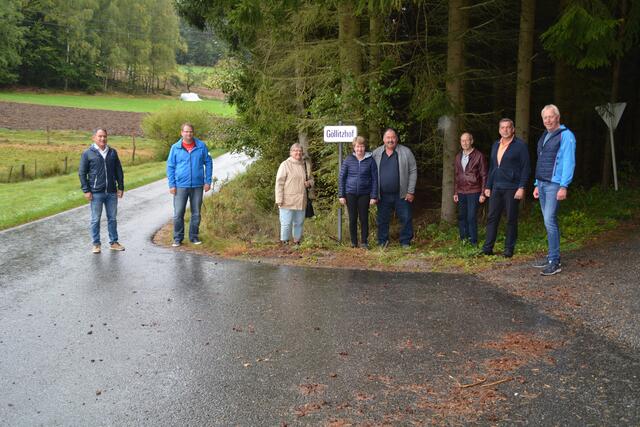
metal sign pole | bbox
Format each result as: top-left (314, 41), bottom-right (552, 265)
top-left (337, 121), bottom-right (343, 242)
top-left (337, 141), bottom-right (343, 242)
top-left (323, 122), bottom-right (357, 244)
top-left (595, 102), bottom-right (626, 191)
top-left (609, 125), bottom-right (619, 191)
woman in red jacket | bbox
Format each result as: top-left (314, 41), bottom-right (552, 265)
top-left (453, 132), bottom-right (488, 245)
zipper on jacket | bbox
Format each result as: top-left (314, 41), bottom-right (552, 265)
top-left (356, 157), bottom-right (361, 194)
top-left (103, 152), bottom-right (108, 191)
top-left (189, 148), bottom-right (193, 187)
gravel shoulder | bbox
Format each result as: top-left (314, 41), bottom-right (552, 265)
top-left (478, 220), bottom-right (640, 351)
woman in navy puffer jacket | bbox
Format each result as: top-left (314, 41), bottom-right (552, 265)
top-left (338, 136), bottom-right (379, 249)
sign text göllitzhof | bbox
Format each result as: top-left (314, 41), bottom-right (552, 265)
top-left (323, 125), bottom-right (357, 143)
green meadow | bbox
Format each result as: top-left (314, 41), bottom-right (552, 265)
top-left (0, 128), bottom-right (159, 182)
top-left (0, 91), bottom-right (235, 116)
top-left (0, 161), bottom-right (167, 230)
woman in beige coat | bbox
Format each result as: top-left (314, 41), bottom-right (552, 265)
top-left (275, 143), bottom-right (314, 245)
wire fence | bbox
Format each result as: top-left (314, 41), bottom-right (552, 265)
top-left (0, 134), bottom-right (151, 183)
top-left (0, 158), bottom-right (78, 183)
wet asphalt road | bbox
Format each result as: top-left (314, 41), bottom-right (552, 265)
top-left (1, 154), bottom-right (639, 425)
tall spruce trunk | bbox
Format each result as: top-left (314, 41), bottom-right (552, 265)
top-left (441, 0), bottom-right (466, 223)
top-left (338, 1), bottom-right (362, 123)
top-left (602, 0), bottom-right (627, 188)
top-left (515, 0), bottom-right (536, 145)
top-left (295, 33), bottom-right (309, 155)
top-left (368, 1), bottom-right (382, 145)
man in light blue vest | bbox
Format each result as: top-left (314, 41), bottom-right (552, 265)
top-left (532, 104), bottom-right (576, 276)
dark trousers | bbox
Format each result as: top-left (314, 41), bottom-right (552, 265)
top-left (346, 194), bottom-right (370, 246)
top-left (457, 192), bottom-right (481, 244)
top-left (482, 188), bottom-right (520, 255)
top-left (377, 192), bottom-right (413, 245)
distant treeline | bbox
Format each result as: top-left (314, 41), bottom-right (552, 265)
top-left (0, 0), bottom-right (225, 92)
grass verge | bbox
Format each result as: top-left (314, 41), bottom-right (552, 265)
top-left (0, 91), bottom-right (235, 116)
top-left (0, 161), bottom-right (166, 230)
top-left (0, 128), bottom-right (159, 182)
top-left (158, 164), bottom-right (640, 272)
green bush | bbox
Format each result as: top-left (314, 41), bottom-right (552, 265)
top-left (141, 105), bottom-right (217, 159)
top-left (201, 167), bottom-right (279, 243)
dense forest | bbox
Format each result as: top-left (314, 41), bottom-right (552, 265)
top-left (2, 0), bottom-right (639, 221)
top-left (0, 0), bottom-right (222, 92)
top-left (176, 0), bottom-right (640, 220)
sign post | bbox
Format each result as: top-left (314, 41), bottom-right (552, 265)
top-left (595, 102), bottom-right (626, 191)
top-left (323, 124), bottom-right (357, 242)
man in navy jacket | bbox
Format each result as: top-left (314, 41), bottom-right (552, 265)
top-left (532, 104), bottom-right (576, 276)
top-left (481, 118), bottom-right (530, 257)
top-left (78, 128), bottom-right (125, 254)
top-left (166, 123), bottom-right (213, 247)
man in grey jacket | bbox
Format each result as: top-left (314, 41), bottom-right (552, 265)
top-left (372, 128), bottom-right (418, 248)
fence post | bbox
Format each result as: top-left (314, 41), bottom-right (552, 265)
top-left (21, 164), bottom-right (25, 179)
top-left (64, 156), bottom-right (68, 174)
top-left (47, 126), bottom-right (51, 144)
top-left (8, 166), bottom-right (13, 183)
top-left (34, 159), bottom-right (37, 178)
top-left (131, 133), bottom-right (136, 163)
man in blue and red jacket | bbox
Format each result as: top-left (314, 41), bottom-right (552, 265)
top-left (166, 123), bottom-right (213, 247)
top-left (481, 118), bottom-right (530, 257)
top-left (532, 104), bottom-right (576, 276)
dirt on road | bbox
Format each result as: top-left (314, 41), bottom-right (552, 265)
top-left (155, 216), bottom-right (640, 353)
top-left (0, 101), bottom-right (145, 136)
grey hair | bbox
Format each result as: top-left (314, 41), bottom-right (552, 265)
top-left (93, 128), bottom-right (108, 135)
top-left (290, 143), bottom-right (303, 152)
top-left (499, 118), bottom-right (514, 127)
top-left (460, 132), bottom-right (474, 141)
top-left (541, 104), bottom-right (560, 117)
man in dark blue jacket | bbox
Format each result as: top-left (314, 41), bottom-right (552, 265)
top-left (78, 128), bottom-right (125, 254)
top-left (532, 104), bottom-right (576, 276)
top-left (166, 123), bottom-right (213, 247)
top-left (481, 118), bottom-right (530, 257)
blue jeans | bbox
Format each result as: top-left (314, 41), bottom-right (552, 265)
top-left (538, 181), bottom-right (561, 263)
top-left (279, 208), bottom-right (305, 242)
top-left (457, 192), bottom-right (481, 244)
top-left (377, 192), bottom-right (413, 245)
top-left (173, 187), bottom-right (204, 243)
top-left (90, 192), bottom-right (118, 245)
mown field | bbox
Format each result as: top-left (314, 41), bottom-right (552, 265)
top-left (177, 64), bottom-right (214, 75)
top-left (0, 91), bottom-right (235, 116)
top-left (0, 90), bottom-right (230, 229)
top-left (0, 161), bottom-right (168, 230)
top-left (0, 144), bottom-right (225, 230)
top-left (0, 128), bottom-right (159, 182)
